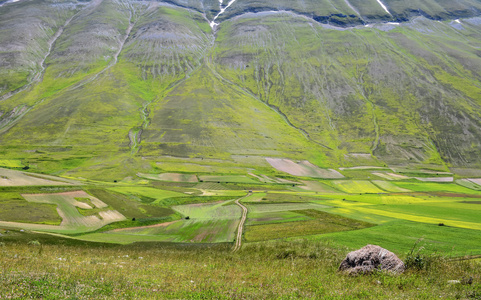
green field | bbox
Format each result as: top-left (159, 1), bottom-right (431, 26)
top-left (172, 200), bottom-right (240, 220)
top-left (245, 210), bottom-right (374, 242)
top-left (137, 173), bottom-right (198, 183)
top-left (330, 180), bottom-right (386, 194)
top-left (97, 218), bottom-right (240, 243)
top-left (1, 170), bottom-right (480, 258)
top-left (253, 192), bottom-right (322, 203)
top-left (0, 160), bottom-right (24, 168)
top-left (107, 186), bottom-right (187, 205)
top-left (86, 188), bottom-right (175, 221)
top-left (93, 200), bottom-right (242, 243)
top-left (313, 221), bottom-right (481, 257)
top-left (246, 210), bottom-right (312, 226)
top-left (393, 182), bottom-right (481, 194)
top-left (0, 191), bottom-right (61, 225)
top-left (371, 180), bottom-right (412, 192)
top-left (456, 179), bottom-right (481, 191)
top-left (198, 175), bottom-right (260, 184)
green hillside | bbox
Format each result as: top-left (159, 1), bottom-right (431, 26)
top-left (0, 0), bottom-right (481, 178)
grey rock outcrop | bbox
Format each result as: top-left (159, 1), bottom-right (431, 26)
top-left (339, 245), bottom-right (405, 274)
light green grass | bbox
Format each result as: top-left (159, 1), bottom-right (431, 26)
top-left (107, 186), bottom-right (187, 205)
top-left (241, 192), bottom-right (266, 203)
top-left (101, 218), bottom-right (239, 243)
top-left (329, 180), bottom-right (386, 194)
top-left (245, 209), bottom-right (374, 242)
top-left (393, 182), bottom-right (481, 194)
top-left (1, 235), bottom-right (481, 299)
top-left (173, 201), bottom-right (240, 220)
top-left (0, 192), bottom-right (61, 225)
top-left (247, 203), bottom-right (329, 214)
top-left (0, 160), bottom-right (24, 168)
top-left (312, 220), bottom-right (481, 256)
top-left (372, 180), bottom-right (412, 192)
top-left (246, 210), bottom-right (311, 226)
top-left (198, 175), bottom-right (260, 184)
top-left (137, 173), bottom-right (198, 183)
top-left (455, 179), bottom-right (481, 191)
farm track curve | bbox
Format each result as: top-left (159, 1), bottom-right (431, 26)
top-left (233, 193), bottom-right (250, 252)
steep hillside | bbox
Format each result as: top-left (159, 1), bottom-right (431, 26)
top-left (212, 13), bottom-right (481, 166)
top-left (0, 0), bottom-right (81, 99)
top-left (1, 0), bottom-right (481, 179)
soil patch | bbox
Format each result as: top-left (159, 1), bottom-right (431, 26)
top-left (0, 168), bottom-right (71, 186)
top-left (415, 177), bottom-right (454, 182)
top-left (468, 179), bottom-right (481, 186)
top-left (266, 158), bottom-right (343, 178)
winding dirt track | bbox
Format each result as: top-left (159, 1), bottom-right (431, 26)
top-left (233, 193), bottom-right (250, 252)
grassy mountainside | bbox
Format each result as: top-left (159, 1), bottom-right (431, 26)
top-left (0, 0), bottom-right (81, 99)
top-left (213, 13), bottom-right (481, 167)
top-left (0, 0), bottom-right (481, 179)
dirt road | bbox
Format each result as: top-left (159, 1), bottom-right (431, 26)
top-left (233, 193), bottom-right (250, 252)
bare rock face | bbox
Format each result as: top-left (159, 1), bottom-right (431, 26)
top-left (339, 245), bottom-right (405, 274)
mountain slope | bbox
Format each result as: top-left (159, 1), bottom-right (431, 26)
top-left (1, 0), bottom-right (481, 179)
top-left (212, 12), bottom-right (481, 166)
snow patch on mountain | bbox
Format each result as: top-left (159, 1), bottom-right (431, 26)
top-left (375, 0), bottom-right (392, 16)
top-left (210, 0), bottom-right (238, 29)
top-left (0, 0), bottom-right (21, 7)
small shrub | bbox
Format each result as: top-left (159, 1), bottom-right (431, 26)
top-left (405, 239), bottom-right (435, 271)
top-left (28, 240), bottom-right (41, 246)
top-left (276, 249), bottom-right (297, 259)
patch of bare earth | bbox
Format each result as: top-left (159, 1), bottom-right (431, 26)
top-left (468, 178), bottom-right (481, 186)
top-left (386, 173), bottom-right (410, 179)
top-left (265, 158), bottom-right (344, 178)
top-left (21, 191), bottom-right (125, 230)
top-left (415, 177), bottom-right (454, 182)
top-left (0, 168), bottom-right (70, 186)
top-left (159, 173), bottom-right (198, 182)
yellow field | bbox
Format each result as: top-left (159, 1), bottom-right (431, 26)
top-left (331, 180), bottom-right (385, 193)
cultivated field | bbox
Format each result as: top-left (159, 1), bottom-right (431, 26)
top-left (266, 158), bottom-right (344, 178)
top-left (330, 180), bottom-right (386, 194)
top-left (94, 200), bottom-right (242, 243)
top-left (137, 173), bottom-right (198, 183)
top-left (198, 175), bottom-right (259, 184)
top-left (14, 191), bottom-right (126, 233)
top-left (0, 161), bottom-right (480, 258)
top-left (0, 168), bottom-right (76, 186)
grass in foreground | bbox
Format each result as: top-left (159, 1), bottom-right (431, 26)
top-left (0, 231), bottom-right (480, 299)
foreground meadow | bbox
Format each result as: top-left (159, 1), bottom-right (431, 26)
top-left (1, 232), bottom-right (480, 299)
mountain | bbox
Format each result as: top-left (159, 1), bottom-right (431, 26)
top-left (1, 0), bottom-right (481, 180)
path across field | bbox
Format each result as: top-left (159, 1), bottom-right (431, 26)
top-left (233, 193), bottom-right (250, 252)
